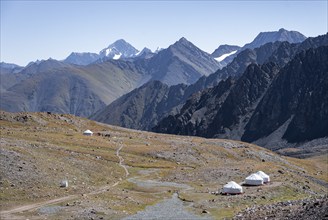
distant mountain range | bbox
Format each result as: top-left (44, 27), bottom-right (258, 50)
top-left (64, 39), bottom-right (157, 66)
top-left (92, 31), bottom-right (327, 156)
top-left (217, 28), bottom-right (307, 67)
top-left (64, 52), bottom-right (100, 66)
top-left (0, 37), bottom-right (220, 117)
top-left (92, 29), bottom-right (311, 130)
top-left (0, 59), bottom-right (146, 117)
top-left (63, 39), bottom-right (139, 65)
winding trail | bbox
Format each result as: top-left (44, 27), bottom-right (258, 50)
top-left (0, 141), bottom-right (129, 220)
top-left (116, 141), bottom-right (129, 177)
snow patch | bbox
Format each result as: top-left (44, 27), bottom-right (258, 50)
top-left (113, 53), bottom-right (122, 60)
top-left (105, 48), bottom-right (112, 56)
top-left (214, 50), bottom-right (237, 62)
top-left (135, 50), bottom-right (142, 56)
top-left (154, 47), bottom-right (163, 53)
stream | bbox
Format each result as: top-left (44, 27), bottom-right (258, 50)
top-left (123, 170), bottom-right (212, 220)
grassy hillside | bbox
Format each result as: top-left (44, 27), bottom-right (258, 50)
top-left (0, 111), bottom-right (326, 219)
top-left (0, 60), bottom-right (145, 117)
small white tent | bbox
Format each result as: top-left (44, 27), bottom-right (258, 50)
top-left (83, 130), bottom-right (93, 136)
top-left (60, 180), bottom-right (68, 188)
top-left (256, 171), bottom-right (270, 183)
top-left (222, 181), bottom-right (243, 194)
top-left (245, 173), bottom-right (264, 186)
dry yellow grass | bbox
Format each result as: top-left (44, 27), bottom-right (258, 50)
top-left (0, 111), bottom-right (327, 219)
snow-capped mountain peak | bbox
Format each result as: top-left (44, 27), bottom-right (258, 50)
top-left (99, 39), bottom-right (139, 59)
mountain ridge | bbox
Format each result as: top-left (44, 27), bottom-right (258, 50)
top-left (219, 28), bottom-right (307, 67)
top-left (92, 33), bottom-right (327, 157)
top-left (1, 37), bottom-right (221, 116)
top-left (153, 43), bottom-right (328, 156)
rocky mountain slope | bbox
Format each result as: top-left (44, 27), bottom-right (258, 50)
top-left (1, 38), bottom-right (220, 117)
top-left (91, 81), bottom-right (191, 130)
top-left (154, 62), bottom-right (280, 138)
top-left (91, 41), bottom-right (286, 130)
top-left (242, 46), bottom-right (328, 144)
top-left (154, 44), bottom-right (328, 156)
top-left (134, 37), bottom-right (221, 85)
top-left (1, 111), bottom-right (327, 219)
top-left (93, 34), bottom-right (327, 145)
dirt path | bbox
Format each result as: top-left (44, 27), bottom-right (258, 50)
top-left (0, 142), bottom-right (129, 220)
top-left (0, 195), bottom-right (78, 219)
top-left (116, 141), bottom-right (129, 177)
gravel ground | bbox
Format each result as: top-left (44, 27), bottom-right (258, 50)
top-left (38, 205), bottom-right (63, 215)
top-left (233, 195), bottom-right (328, 220)
top-left (122, 193), bottom-right (211, 220)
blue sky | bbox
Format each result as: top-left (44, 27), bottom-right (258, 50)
top-left (1, 1), bottom-right (327, 66)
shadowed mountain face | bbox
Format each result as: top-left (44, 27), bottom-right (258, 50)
top-left (154, 44), bottom-right (328, 151)
top-left (242, 46), bottom-right (328, 143)
top-left (90, 81), bottom-right (190, 130)
top-left (153, 62), bottom-right (280, 138)
top-left (93, 34), bottom-right (327, 137)
top-left (90, 41), bottom-right (288, 130)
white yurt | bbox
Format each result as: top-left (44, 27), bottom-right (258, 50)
top-left (222, 181), bottom-right (243, 194)
top-left (245, 173), bottom-right (264, 186)
top-left (256, 171), bottom-right (270, 183)
top-left (83, 129), bottom-right (93, 136)
top-left (60, 180), bottom-right (68, 188)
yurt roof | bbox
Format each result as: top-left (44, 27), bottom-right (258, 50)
top-left (83, 129), bottom-right (93, 134)
top-left (224, 181), bottom-right (242, 189)
top-left (245, 173), bottom-right (263, 180)
top-left (256, 171), bottom-right (269, 178)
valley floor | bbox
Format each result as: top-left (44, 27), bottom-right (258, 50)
top-left (0, 111), bottom-right (327, 219)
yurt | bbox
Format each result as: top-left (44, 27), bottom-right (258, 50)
top-left (222, 181), bottom-right (243, 194)
top-left (256, 171), bottom-right (270, 183)
top-left (83, 130), bottom-right (93, 136)
top-left (60, 180), bottom-right (68, 188)
top-left (245, 173), bottom-right (264, 186)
